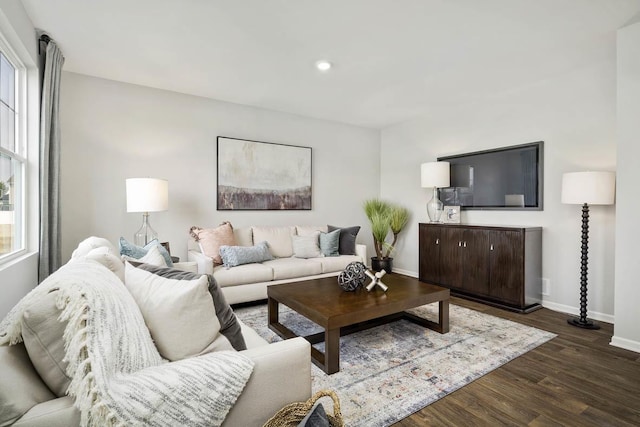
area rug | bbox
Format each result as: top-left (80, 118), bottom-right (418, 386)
top-left (234, 302), bottom-right (556, 427)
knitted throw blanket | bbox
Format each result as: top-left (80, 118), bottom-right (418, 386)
top-left (0, 261), bottom-right (254, 426)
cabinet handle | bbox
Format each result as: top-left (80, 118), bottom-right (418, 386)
top-left (463, 241), bottom-right (467, 248)
top-left (435, 238), bottom-right (439, 245)
top-left (458, 241), bottom-right (462, 247)
top-left (490, 244), bottom-right (494, 251)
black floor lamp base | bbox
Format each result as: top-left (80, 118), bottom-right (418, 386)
top-left (567, 317), bottom-right (600, 330)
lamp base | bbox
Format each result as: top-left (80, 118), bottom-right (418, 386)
top-left (567, 317), bottom-right (600, 330)
top-left (134, 212), bottom-right (158, 247)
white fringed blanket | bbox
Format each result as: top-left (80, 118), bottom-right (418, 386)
top-left (0, 261), bottom-right (254, 427)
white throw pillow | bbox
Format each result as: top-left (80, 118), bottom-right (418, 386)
top-left (71, 236), bottom-right (118, 258)
top-left (123, 263), bottom-right (233, 361)
top-left (252, 226), bottom-right (296, 258)
top-left (292, 232), bottom-right (323, 259)
top-left (121, 245), bottom-right (167, 267)
top-left (71, 247), bottom-right (125, 282)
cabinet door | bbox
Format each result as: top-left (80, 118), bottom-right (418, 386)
top-left (419, 225), bottom-right (441, 283)
top-left (489, 230), bottom-right (524, 305)
top-left (460, 229), bottom-right (490, 296)
top-left (439, 228), bottom-right (464, 289)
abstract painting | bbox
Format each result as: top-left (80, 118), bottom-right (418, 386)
top-left (217, 136), bottom-right (312, 210)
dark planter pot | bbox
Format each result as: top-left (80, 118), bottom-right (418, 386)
top-left (371, 257), bottom-right (393, 274)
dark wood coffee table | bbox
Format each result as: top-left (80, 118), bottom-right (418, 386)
top-left (267, 274), bottom-right (450, 374)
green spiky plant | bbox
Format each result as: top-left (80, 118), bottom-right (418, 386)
top-left (363, 198), bottom-right (410, 259)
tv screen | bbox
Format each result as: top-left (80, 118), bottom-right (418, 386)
top-left (437, 141), bottom-right (543, 210)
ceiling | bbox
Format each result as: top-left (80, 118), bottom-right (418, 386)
top-left (20, 0), bottom-right (640, 129)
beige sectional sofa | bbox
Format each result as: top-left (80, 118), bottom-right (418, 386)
top-left (188, 225), bottom-right (367, 305)
top-left (0, 237), bottom-right (311, 427)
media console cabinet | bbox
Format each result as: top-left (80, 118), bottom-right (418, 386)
top-left (419, 223), bottom-right (542, 313)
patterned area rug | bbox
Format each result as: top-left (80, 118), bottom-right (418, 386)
top-left (234, 302), bottom-right (555, 427)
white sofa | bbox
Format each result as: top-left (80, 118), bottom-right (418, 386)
top-left (0, 237), bottom-right (312, 427)
top-left (188, 225), bottom-right (367, 305)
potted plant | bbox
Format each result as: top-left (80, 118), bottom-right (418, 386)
top-left (363, 198), bottom-right (410, 273)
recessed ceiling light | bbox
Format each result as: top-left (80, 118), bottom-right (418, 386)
top-left (315, 60), bottom-right (332, 71)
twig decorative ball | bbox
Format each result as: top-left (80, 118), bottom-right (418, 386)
top-left (337, 261), bottom-right (367, 291)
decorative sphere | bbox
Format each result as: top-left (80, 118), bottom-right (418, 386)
top-left (337, 261), bottom-right (367, 291)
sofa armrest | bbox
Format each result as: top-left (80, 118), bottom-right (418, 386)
top-left (223, 337), bottom-right (312, 427)
top-left (356, 243), bottom-right (367, 263)
top-left (187, 250), bottom-right (214, 275)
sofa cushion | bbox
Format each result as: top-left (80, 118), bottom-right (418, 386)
top-left (296, 225), bottom-right (328, 236)
top-left (121, 244), bottom-right (167, 268)
top-left (311, 255), bottom-right (363, 274)
top-left (134, 264), bottom-right (247, 352)
top-left (233, 227), bottom-right (254, 247)
top-left (328, 225), bottom-right (361, 255)
top-left (189, 222), bottom-right (236, 265)
top-left (124, 263), bottom-right (235, 360)
top-left (20, 288), bottom-right (70, 397)
top-left (319, 229), bottom-right (341, 257)
top-left (213, 263), bottom-right (274, 287)
top-left (263, 258), bottom-right (323, 281)
top-left (119, 237), bottom-right (173, 267)
top-left (252, 226), bottom-right (295, 258)
top-left (219, 242), bottom-right (273, 268)
top-left (292, 232), bottom-right (322, 259)
top-left (0, 343), bottom-right (56, 426)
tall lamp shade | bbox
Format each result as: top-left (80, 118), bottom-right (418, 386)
top-left (561, 171), bottom-right (615, 330)
top-left (126, 178), bottom-right (168, 246)
top-left (421, 162), bottom-right (450, 222)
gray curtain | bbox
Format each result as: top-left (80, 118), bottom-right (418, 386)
top-left (38, 39), bottom-right (64, 282)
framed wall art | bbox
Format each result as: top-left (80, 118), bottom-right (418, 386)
top-left (443, 205), bottom-right (461, 224)
top-left (217, 136), bottom-right (312, 210)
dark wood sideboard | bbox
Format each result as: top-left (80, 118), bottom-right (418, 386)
top-left (419, 223), bottom-right (542, 313)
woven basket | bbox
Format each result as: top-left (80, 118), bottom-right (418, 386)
top-left (262, 389), bottom-right (344, 427)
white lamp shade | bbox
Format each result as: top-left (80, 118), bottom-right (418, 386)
top-left (421, 162), bottom-right (450, 188)
top-left (126, 178), bottom-right (169, 212)
top-left (561, 171), bottom-right (615, 205)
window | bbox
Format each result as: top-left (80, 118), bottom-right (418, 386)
top-left (0, 49), bottom-right (24, 260)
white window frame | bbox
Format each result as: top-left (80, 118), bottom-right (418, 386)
top-left (0, 33), bottom-right (28, 265)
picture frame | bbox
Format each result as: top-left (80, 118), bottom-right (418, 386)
top-left (443, 205), bottom-right (461, 224)
top-left (217, 136), bottom-right (312, 210)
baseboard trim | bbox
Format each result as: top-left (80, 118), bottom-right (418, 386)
top-left (393, 268), bottom-right (418, 278)
top-left (540, 301), bottom-right (614, 324)
top-left (610, 336), bottom-right (640, 354)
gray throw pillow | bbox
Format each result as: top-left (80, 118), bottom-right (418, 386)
top-left (134, 264), bottom-right (247, 351)
top-left (327, 225), bottom-right (361, 255)
top-left (219, 241), bottom-right (274, 268)
top-left (319, 229), bottom-right (340, 257)
top-left (119, 237), bottom-right (174, 267)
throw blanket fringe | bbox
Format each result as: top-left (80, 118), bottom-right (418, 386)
top-left (0, 260), bottom-right (254, 426)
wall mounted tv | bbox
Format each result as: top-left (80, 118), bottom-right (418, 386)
top-left (437, 141), bottom-right (543, 210)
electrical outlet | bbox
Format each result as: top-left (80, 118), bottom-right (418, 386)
top-left (542, 278), bottom-right (550, 296)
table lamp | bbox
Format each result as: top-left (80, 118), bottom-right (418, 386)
top-left (126, 178), bottom-right (168, 246)
top-left (421, 162), bottom-right (450, 222)
top-left (561, 171), bottom-right (615, 329)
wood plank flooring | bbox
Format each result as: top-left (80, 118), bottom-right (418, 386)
top-left (393, 297), bottom-right (640, 427)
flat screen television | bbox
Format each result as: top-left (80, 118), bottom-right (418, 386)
top-left (437, 141), bottom-right (543, 210)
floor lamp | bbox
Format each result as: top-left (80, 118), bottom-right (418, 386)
top-left (421, 162), bottom-right (450, 222)
top-left (126, 178), bottom-right (169, 246)
top-left (561, 171), bottom-right (615, 329)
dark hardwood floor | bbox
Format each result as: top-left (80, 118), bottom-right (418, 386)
top-left (393, 297), bottom-right (640, 427)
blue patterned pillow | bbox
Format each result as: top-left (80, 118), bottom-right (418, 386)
top-left (219, 242), bottom-right (273, 268)
top-left (319, 229), bottom-right (340, 257)
top-left (119, 237), bottom-right (173, 267)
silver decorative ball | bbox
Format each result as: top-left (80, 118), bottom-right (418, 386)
top-left (337, 261), bottom-right (367, 291)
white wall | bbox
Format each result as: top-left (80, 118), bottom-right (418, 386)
top-left (380, 44), bottom-right (617, 320)
top-left (612, 21), bottom-right (640, 352)
top-left (0, 0), bottom-right (40, 317)
top-left (59, 72), bottom-right (380, 263)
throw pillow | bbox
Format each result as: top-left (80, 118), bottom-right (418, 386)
top-left (252, 226), bottom-right (296, 258)
top-left (296, 225), bottom-right (328, 236)
top-left (71, 236), bottom-right (119, 259)
top-left (219, 242), bottom-right (273, 268)
top-left (292, 232), bottom-right (322, 259)
top-left (124, 263), bottom-right (237, 360)
top-left (319, 229), bottom-right (341, 257)
top-left (69, 246), bottom-right (125, 282)
top-left (328, 225), bottom-right (361, 255)
top-left (119, 237), bottom-right (173, 267)
top-left (133, 263), bottom-right (247, 352)
top-left (121, 244), bottom-right (167, 268)
top-left (190, 222), bottom-right (236, 265)
top-left (20, 288), bottom-right (70, 397)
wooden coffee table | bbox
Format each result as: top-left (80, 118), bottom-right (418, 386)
top-left (267, 274), bottom-right (450, 374)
